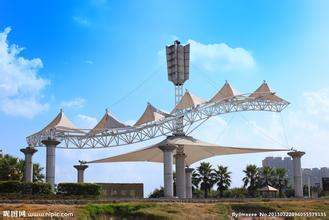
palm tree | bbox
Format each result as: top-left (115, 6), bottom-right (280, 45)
top-left (194, 162), bottom-right (216, 198)
top-left (242, 164), bottom-right (260, 197)
top-left (173, 172), bottom-right (176, 196)
top-left (192, 171), bottom-right (200, 190)
top-left (18, 159), bottom-right (45, 182)
top-left (214, 165), bottom-right (231, 197)
top-left (0, 154), bottom-right (23, 181)
top-left (273, 168), bottom-right (288, 197)
top-left (0, 154), bottom-right (44, 182)
top-left (261, 166), bottom-right (274, 186)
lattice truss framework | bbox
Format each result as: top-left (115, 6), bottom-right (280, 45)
top-left (26, 93), bottom-right (289, 149)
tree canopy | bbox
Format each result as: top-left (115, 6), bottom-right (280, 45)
top-left (0, 154), bottom-right (44, 182)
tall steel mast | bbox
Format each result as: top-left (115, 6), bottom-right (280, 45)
top-left (166, 40), bottom-right (190, 135)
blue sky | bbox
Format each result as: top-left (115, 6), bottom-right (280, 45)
top-left (1, 0), bottom-right (329, 196)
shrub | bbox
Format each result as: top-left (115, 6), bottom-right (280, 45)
top-left (284, 186), bottom-right (295, 198)
top-left (231, 203), bottom-right (277, 213)
top-left (222, 187), bottom-right (248, 198)
top-left (0, 181), bottom-right (21, 193)
top-left (0, 181), bottom-right (52, 195)
top-left (84, 204), bottom-right (157, 219)
top-left (148, 187), bottom-right (164, 198)
top-left (57, 183), bottom-right (101, 196)
top-left (30, 183), bottom-right (52, 195)
top-left (192, 188), bottom-right (204, 198)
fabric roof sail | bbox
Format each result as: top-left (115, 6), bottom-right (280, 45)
top-left (259, 185), bottom-right (278, 192)
top-left (89, 109), bottom-right (129, 135)
top-left (210, 81), bottom-right (236, 103)
top-left (249, 81), bottom-right (287, 103)
top-left (37, 109), bottom-right (80, 133)
top-left (41, 109), bottom-right (77, 132)
top-left (134, 103), bottom-right (171, 126)
top-left (87, 136), bottom-right (288, 166)
top-left (171, 90), bottom-right (205, 113)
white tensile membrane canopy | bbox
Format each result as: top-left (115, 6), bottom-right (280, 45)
top-left (259, 185), bottom-right (279, 192)
top-left (134, 102), bottom-right (171, 126)
top-left (89, 109), bottom-right (130, 135)
top-left (171, 90), bottom-right (205, 113)
top-left (87, 135), bottom-right (288, 166)
top-left (28, 81), bottom-right (289, 147)
top-left (249, 81), bottom-right (286, 102)
top-left (33, 109), bottom-right (82, 135)
top-left (210, 81), bottom-right (237, 103)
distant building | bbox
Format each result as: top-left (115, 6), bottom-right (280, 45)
top-left (302, 167), bottom-right (329, 189)
top-left (262, 157), bottom-right (329, 190)
top-left (323, 178), bottom-right (329, 191)
top-left (0, 148), bottom-right (3, 157)
top-left (97, 183), bottom-right (144, 199)
top-left (262, 156), bottom-right (293, 185)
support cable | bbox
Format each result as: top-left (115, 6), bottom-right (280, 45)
top-left (239, 113), bottom-right (289, 149)
top-left (191, 64), bottom-right (219, 89)
top-left (186, 117), bottom-right (211, 135)
top-left (213, 114), bottom-right (236, 143)
top-left (109, 64), bottom-right (164, 108)
top-left (279, 112), bottom-right (290, 148)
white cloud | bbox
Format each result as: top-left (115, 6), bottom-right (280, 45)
top-left (73, 16), bottom-right (91, 27)
top-left (60, 97), bottom-right (86, 108)
top-left (303, 88), bottom-right (329, 122)
top-left (84, 60), bottom-right (93, 65)
top-left (187, 39), bottom-right (255, 73)
top-left (75, 114), bottom-right (97, 129)
top-left (0, 27), bottom-right (49, 118)
top-left (158, 39), bottom-right (255, 74)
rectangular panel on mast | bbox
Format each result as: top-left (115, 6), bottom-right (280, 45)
top-left (166, 40), bottom-right (190, 86)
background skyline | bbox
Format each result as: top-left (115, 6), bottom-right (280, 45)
top-left (1, 0), bottom-right (329, 196)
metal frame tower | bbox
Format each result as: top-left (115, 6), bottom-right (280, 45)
top-left (166, 40), bottom-right (190, 135)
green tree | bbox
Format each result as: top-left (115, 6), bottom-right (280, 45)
top-left (192, 171), bottom-right (200, 189)
top-left (194, 162), bottom-right (216, 198)
top-left (148, 187), bottom-right (164, 198)
top-left (214, 165), bottom-right (231, 197)
top-left (261, 166), bottom-right (274, 186)
top-left (0, 154), bottom-right (44, 182)
top-left (0, 154), bottom-right (23, 181)
top-left (173, 171), bottom-right (176, 196)
top-left (242, 164), bottom-right (260, 197)
top-left (273, 168), bottom-right (288, 197)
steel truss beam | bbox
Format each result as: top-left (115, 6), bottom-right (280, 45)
top-left (26, 94), bottom-right (289, 149)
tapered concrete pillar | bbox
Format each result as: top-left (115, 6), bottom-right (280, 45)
top-left (159, 145), bottom-right (176, 197)
top-left (20, 146), bottom-right (37, 182)
top-left (42, 138), bottom-right (60, 188)
top-left (174, 146), bottom-right (186, 198)
top-left (74, 164), bottom-right (88, 183)
top-left (288, 151), bottom-right (305, 198)
top-left (185, 167), bottom-right (194, 199)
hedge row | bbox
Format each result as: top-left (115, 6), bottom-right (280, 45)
top-left (0, 181), bottom-right (52, 195)
top-left (57, 183), bottom-right (101, 196)
top-left (0, 181), bottom-right (101, 196)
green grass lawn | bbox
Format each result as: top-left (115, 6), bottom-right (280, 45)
top-left (77, 199), bottom-right (329, 220)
